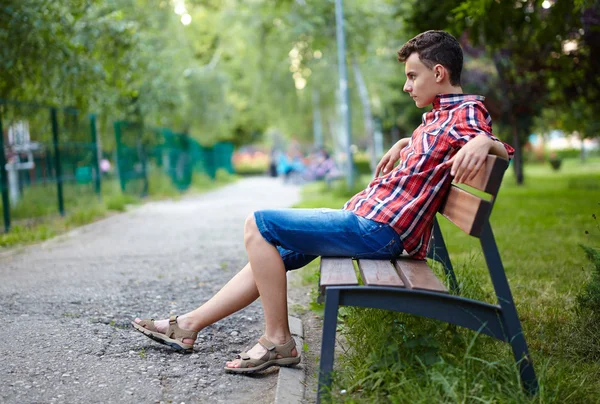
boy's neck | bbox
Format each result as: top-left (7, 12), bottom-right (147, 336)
top-left (439, 84), bottom-right (463, 95)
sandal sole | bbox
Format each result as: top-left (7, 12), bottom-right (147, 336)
top-left (224, 356), bottom-right (301, 374)
top-left (131, 321), bottom-right (194, 353)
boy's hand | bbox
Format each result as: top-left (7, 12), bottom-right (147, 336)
top-left (375, 138), bottom-right (410, 177)
top-left (446, 135), bottom-right (493, 183)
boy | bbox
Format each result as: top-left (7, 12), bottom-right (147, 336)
top-left (132, 30), bottom-right (514, 373)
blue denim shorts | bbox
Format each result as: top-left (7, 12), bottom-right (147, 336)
top-left (254, 208), bottom-right (404, 271)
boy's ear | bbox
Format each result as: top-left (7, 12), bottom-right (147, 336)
top-left (433, 64), bottom-right (445, 83)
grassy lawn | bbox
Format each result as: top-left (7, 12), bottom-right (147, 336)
top-left (295, 158), bottom-right (600, 403)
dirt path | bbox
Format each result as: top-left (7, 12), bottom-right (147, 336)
top-left (0, 177), bottom-right (305, 403)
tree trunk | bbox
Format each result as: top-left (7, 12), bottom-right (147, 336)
top-left (312, 90), bottom-right (323, 149)
top-left (352, 58), bottom-right (376, 171)
top-left (511, 114), bottom-right (524, 185)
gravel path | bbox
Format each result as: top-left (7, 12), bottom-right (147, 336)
top-left (0, 177), bottom-right (301, 404)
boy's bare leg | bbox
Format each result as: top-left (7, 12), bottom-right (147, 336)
top-left (134, 213), bottom-right (297, 364)
top-left (226, 214), bottom-right (296, 368)
top-left (134, 262), bottom-right (259, 345)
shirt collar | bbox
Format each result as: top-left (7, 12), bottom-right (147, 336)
top-left (432, 94), bottom-right (485, 110)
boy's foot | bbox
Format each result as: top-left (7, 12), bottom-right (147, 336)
top-left (132, 316), bottom-right (197, 352)
top-left (225, 335), bottom-right (300, 373)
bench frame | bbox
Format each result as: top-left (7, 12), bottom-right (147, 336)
top-left (317, 156), bottom-right (538, 402)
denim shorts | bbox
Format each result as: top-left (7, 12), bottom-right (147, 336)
top-left (254, 208), bottom-right (404, 271)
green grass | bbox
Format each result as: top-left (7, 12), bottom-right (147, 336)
top-left (295, 158), bottom-right (600, 403)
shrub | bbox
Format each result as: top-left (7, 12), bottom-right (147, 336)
top-left (573, 213), bottom-right (600, 360)
top-left (353, 153), bottom-right (372, 176)
top-left (215, 168), bottom-right (237, 184)
top-left (190, 172), bottom-right (215, 191)
top-left (577, 244), bottom-right (600, 315)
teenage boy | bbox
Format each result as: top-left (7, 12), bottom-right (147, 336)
top-left (132, 30), bottom-right (514, 373)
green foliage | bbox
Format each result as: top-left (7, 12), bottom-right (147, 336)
top-left (565, 211), bottom-right (600, 362)
top-left (64, 204), bottom-right (106, 227)
top-left (105, 193), bottom-right (139, 212)
top-left (146, 168), bottom-right (181, 199)
top-left (0, 224), bottom-right (56, 247)
top-left (403, 0), bottom-right (599, 184)
top-left (353, 154), bottom-right (372, 176)
top-left (577, 243), bottom-right (600, 315)
top-left (215, 168), bottom-right (237, 184)
top-left (189, 172), bottom-right (215, 192)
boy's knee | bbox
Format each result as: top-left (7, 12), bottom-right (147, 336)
top-left (244, 213), bottom-right (260, 244)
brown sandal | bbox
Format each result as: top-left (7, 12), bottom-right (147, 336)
top-left (131, 315), bottom-right (197, 353)
top-left (224, 335), bottom-right (301, 373)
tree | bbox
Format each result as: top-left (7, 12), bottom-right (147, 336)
top-left (403, 0), bottom-right (596, 184)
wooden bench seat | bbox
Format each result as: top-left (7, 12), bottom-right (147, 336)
top-left (316, 155), bottom-right (538, 402)
top-left (320, 256), bottom-right (447, 296)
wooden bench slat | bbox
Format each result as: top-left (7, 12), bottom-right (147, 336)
top-left (357, 259), bottom-right (405, 287)
top-left (394, 258), bottom-right (448, 293)
top-left (440, 185), bottom-right (491, 237)
top-left (461, 155), bottom-right (508, 196)
top-left (320, 258), bottom-right (358, 294)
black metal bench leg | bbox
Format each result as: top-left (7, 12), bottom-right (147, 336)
top-left (430, 218), bottom-right (460, 294)
top-left (508, 332), bottom-right (539, 394)
top-left (318, 288), bottom-right (340, 403)
top-left (480, 222), bottom-right (538, 395)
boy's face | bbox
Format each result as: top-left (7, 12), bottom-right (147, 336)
top-left (403, 52), bottom-right (439, 108)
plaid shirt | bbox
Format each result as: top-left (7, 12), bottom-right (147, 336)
top-left (344, 94), bottom-right (514, 260)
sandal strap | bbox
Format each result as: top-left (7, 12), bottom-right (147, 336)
top-left (258, 335), bottom-right (296, 358)
top-left (233, 336), bottom-right (298, 369)
top-left (166, 316), bottom-right (198, 341)
top-left (137, 319), bottom-right (157, 332)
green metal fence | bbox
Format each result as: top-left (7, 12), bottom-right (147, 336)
top-left (114, 121), bottom-right (234, 195)
top-left (0, 100), bottom-right (101, 232)
top-left (0, 103), bottom-right (236, 233)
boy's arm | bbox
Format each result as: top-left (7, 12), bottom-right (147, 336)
top-left (374, 137), bottom-right (410, 177)
top-left (448, 135), bottom-right (509, 183)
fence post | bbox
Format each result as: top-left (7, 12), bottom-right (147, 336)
top-left (50, 108), bottom-right (65, 216)
top-left (114, 121), bottom-right (126, 192)
top-left (89, 114), bottom-right (102, 196)
top-left (0, 107), bottom-right (10, 232)
top-left (137, 125), bottom-right (148, 197)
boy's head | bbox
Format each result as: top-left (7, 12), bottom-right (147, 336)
top-left (397, 31), bottom-right (464, 108)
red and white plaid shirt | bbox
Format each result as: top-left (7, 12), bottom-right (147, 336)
top-left (344, 94), bottom-right (514, 260)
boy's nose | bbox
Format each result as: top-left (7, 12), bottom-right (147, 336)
top-left (403, 83), bottom-right (411, 93)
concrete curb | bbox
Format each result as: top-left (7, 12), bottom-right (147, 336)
top-left (275, 316), bottom-right (306, 404)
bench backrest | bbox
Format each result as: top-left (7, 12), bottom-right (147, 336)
top-left (439, 155), bottom-right (508, 238)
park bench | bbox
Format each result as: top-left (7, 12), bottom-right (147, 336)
top-left (317, 155), bottom-right (538, 402)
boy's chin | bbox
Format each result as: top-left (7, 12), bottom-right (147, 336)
top-left (414, 99), bottom-right (432, 108)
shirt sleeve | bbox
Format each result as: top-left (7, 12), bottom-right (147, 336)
top-left (448, 102), bottom-right (515, 158)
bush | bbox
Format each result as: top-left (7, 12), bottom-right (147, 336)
top-left (555, 148), bottom-right (582, 160)
top-left (573, 213), bottom-right (600, 360)
top-left (215, 168), bottom-right (237, 184)
top-left (146, 168), bottom-right (180, 198)
top-left (549, 157), bottom-right (562, 171)
top-left (190, 172), bottom-right (215, 191)
top-left (577, 244), bottom-right (600, 315)
top-left (233, 161), bottom-right (268, 176)
top-left (105, 193), bottom-right (139, 212)
top-left (353, 154), bottom-right (372, 176)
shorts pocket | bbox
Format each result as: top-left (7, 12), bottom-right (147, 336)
top-left (356, 215), bottom-right (387, 238)
top-left (354, 217), bottom-right (403, 259)
top-left (354, 236), bottom-right (403, 259)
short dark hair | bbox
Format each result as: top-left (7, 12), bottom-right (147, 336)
top-left (397, 30), bottom-right (463, 86)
